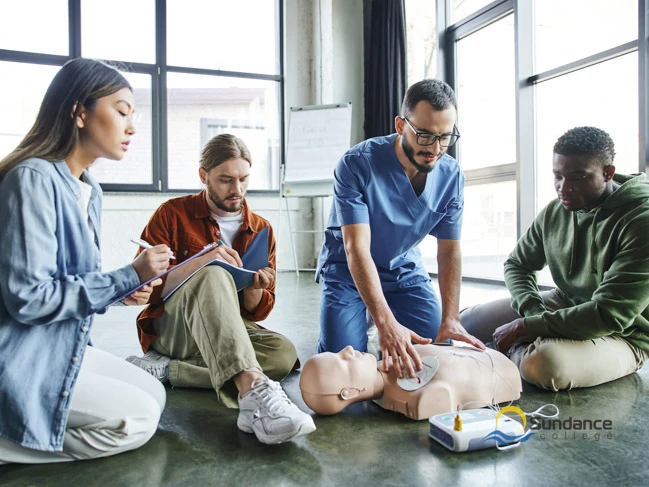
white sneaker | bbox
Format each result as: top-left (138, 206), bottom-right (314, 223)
top-left (237, 379), bottom-right (316, 444)
top-left (126, 350), bottom-right (171, 383)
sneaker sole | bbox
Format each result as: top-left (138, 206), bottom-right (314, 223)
top-left (125, 356), bottom-right (170, 383)
top-left (237, 415), bottom-right (316, 445)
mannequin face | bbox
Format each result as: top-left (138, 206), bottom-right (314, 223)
top-left (330, 346), bottom-right (377, 391)
top-left (300, 346), bottom-right (378, 414)
top-left (304, 346), bottom-right (377, 393)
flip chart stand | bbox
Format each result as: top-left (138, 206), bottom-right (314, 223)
top-left (278, 103), bottom-right (352, 274)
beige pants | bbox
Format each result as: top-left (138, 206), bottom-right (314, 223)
top-left (0, 346), bottom-right (165, 464)
top-left (152, 266), bottom-right (297, 408)
top-left (460, 290), bottom-right (647, 391)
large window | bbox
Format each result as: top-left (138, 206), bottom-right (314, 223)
top-left (167, 0), bottom-right (278, 75)
top-left (455, 14), bottom-right (515, 171)
top-left (0, 62), bottom-right (59, 159)
top-left (166, 73), bottom-right (280, 190)
top-left (81, 0), bottom-right (157, 64)
top-left (405, 0), bottom-right (443, 275)
top-left (405, 0), bottom-right (438, 87)
top-left (0, 0), bottom-right (283, 192)
top-left (535, 53), bottom-right (639, 210)
top-left (453, 12), bottom-right (516, 280)
top-left (452, 0), bottom-right (497, 23)
top-left (534, 0), bottom-right (638, 73)
top-left (0, 1), bottom-right (68, 55)
top-left (529, 0), bottom-right (643, 286)
top-left (90, 72), bottom-right (154, 185)
top-left (408, 0), bottom-right (647, 282)
top-left (424, 2), bottom-right (517, 280)
top-left (462, 181), bottom-right (517, 280)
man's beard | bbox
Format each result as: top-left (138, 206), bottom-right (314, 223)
top-left (206, 181), bottom-right (244, 214)
top-left (401, 137), bottom-right (441, 174)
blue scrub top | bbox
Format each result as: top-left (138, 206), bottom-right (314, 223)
top-left (317, 134), bottom-right (464, 286)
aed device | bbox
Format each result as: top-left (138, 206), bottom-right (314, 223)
top-left (429, 408), bottom-right (525, 452)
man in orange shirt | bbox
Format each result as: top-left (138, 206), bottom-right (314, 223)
top-left (126, 134), bottom-right (315, 444)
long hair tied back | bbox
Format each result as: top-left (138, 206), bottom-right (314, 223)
top-left (0, 58), bottom-right (131, 181)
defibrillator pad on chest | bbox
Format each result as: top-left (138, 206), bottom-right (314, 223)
top-left (397, 356), bottom-right (439, 391)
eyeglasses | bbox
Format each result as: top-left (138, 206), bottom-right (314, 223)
top-left (401, 117), bottom-right (460, 147)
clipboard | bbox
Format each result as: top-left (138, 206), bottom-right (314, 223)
top-left (106, 242), bottom-right (220, 307)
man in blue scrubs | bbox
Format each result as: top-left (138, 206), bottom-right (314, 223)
top-left (316, 79), bottom-right (484, 378)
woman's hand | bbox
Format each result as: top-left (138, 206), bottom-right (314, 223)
top-left (132, 245), bottom-right (172, 283)
top-left (123, 278), bottom-right (162, 306)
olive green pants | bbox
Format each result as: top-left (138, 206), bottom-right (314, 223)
top-left (152, 266), bottom-right (297, 407)
top-left (460, 290), bottom-right (647, 391)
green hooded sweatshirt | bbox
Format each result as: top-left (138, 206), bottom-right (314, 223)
top-left (504, 173), bottom-right (649, 354)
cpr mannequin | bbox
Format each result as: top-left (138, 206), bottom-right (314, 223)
top-left (300, 344), bottom-right (522, 420)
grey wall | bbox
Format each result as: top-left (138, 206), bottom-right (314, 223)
top-left (284, 0), bottom-right (315, 110)
top-left (333, 0), bottom-right (364, 146)
top-left (282, 0), bottom-right (365, 267)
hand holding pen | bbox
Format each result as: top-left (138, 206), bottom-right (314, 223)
top-left (207, 239), bottom-right (243, 267)
top-left (130, 238), bottom-right (175, 284)
top-left (131, 238), bottom-right (176, 259)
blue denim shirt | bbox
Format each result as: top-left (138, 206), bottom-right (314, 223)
top-left (0, 158), bottom-right (140, 451)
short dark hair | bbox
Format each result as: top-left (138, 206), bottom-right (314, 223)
top-left (553, 126), bottom-right (616, 166)
top-left (401, 79), bottom-right (457, 117)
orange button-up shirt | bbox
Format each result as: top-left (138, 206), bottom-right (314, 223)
top-left (135, 191), bottom-right (276, 352)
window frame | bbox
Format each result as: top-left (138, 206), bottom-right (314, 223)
top-left (437, 0), bottom-right (648, 254)
top-left (0, 0), bottom-right (285, 194)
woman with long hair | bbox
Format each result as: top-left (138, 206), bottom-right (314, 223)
top-left (0, 58), bottom-right (171, 463)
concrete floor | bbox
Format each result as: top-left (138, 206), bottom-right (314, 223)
top-left (2, 273), bottom-right (648, 486)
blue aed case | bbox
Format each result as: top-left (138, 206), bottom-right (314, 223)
top-left (429, 409), bottom-right (524, 452)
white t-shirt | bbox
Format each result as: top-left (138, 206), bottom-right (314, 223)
top-left (212, 211), bottom-right (244, 247)
top-left (76, 177), bottom-right (95, 240)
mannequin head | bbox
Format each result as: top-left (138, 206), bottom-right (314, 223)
top-left (300, 346), bottom-right (380, 414)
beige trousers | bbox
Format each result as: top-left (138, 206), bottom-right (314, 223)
top-left (151, 266), bottom-right (297, 408)
top-left (0, 346), bottom-right (165, 464)
top-left (460, 290), bottom-right (647, 391)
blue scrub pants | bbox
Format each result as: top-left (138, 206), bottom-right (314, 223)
top-left (317, 275), bottom-right (442, 353)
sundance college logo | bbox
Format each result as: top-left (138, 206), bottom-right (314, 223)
top-left (531, 412), bottom-right (613, 441)
top-left (483, 406), bottom-right (613, 446)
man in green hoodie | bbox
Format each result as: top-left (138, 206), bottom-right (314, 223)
top-left (460, 126), bottom-right (649, 391)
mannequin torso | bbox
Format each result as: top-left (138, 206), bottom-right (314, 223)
top-left (300, 343), bottom-right (522, 419)
top-left (377, 344), bottom-right (521, 419)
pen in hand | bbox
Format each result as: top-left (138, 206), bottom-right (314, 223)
top-left (130, 238), bottom-right (176, 259)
